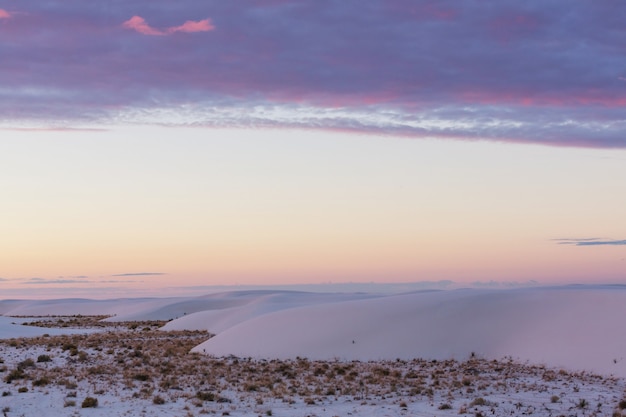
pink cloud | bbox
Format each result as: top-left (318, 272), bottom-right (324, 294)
top-left (122, 16), bottom-right (165, 36)
top-left (0, 9), bottom-right (12, 19)
top-left (123, 16), bottom-right (214, 36)
top-left (168, 19), bottom-right (214, 34)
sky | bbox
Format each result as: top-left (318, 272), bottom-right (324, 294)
top-left (1, 0), bottom-right (625, 298)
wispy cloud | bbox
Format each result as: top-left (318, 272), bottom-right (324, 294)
top-left (0, 9), bottom-right (11, 19)
top-left (122, 16), bottom-right (214, 36)
top-left (18, 276), bottom-right (144, 285)
top-left (1, 1), bottom-right (625, 148)
top-left (556, 238), bottom-right (626, 246)
top-left (111, 272), bottom-right (166, 277)
top-left (24, 278), bottom-right (89, 285)
top-left (470, 280), bottom-right (539, 288)
top-left (168, 19), bottom-right (214, 34)
top-left (122, 16), bottom-right (164, 35)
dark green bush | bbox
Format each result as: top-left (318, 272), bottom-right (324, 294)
top-left (81, 397), bottom-right (98, 408)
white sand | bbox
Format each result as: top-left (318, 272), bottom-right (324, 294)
top-left (3, 285), bottom-right (626, 377)
top-left (190, 286), bottom-right (626, 377)
top-left (2, 285), bottom-right (626, 416)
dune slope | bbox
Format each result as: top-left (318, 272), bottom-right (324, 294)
top-left (192, 286), bottom-right (626, 377)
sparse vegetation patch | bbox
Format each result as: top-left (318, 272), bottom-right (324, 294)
top-left (0, 317), bottom-right (624, 416)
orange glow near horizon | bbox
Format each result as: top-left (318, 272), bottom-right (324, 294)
top-left (1, 127), bottom-right (625, 297)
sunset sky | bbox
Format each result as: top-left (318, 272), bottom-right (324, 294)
top-left (1, 1), bottom-right (625, 297)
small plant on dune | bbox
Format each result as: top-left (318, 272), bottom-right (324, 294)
top-left (4, 368), bottom-right (25, 383)
top-left (33, 376), bottom-right (50, 386)
top-left (196, 391), bottom-right (215, 402)
top-left (37, 354), bottom-right (52, 363)
top-left (81, 396), bottom-right (98, 408)
top-left (133, 373), bottom-right (150, 382)
top-left (619, 399), bottom-right (626, 410)
top-left (550, 395), bottom-right (560, 403)
top-left (18, 358), bottom-right (35, 369)
top-left (577, 398), bottom-right (588, 409)
top-left (470, 397), bottom-right (488, 407)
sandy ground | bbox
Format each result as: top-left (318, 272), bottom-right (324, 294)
top-left (2, 286), bottom-right (626, 416)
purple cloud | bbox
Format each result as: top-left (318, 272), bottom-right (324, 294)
top-left (0, 1), bottom-right (625, 147)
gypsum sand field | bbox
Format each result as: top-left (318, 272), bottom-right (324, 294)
top-left (1, 316), bottom-right (626, 417)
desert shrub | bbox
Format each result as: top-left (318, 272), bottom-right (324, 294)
top-left (4, 368), bottom-right (26, 383)
top-left (81, 396), bottom-right (98, 408)
top-left (133, 373), bottom-right (150, 381)
top-left (37, 354), bottom-right (52, 363)
top-left (470, 397), bottom-right (488, 407)
top-left (18, 387), bottom-right (28, 393)
top-left (2, 391), bottom-right (11, 397)
top-left (550, 395), bottom-right (560, 403)
top-left (619, 400), bottom-right (626, 410)
top-left (153, 395), bottom-right (166, 404)
top-left (577, 398), bottom-right (588, 409)
top-left (62, 343), bottom-right (77, 351)
top-left (439, 403), bottom-right (452, 409)
top-left (196, 391), bottom-right (215, 401)
top-left (33, 377), bottom-right (50, 386)
top-left (17, 358), bottom-right (35, 369)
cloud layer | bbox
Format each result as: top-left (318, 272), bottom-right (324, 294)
top-left (556, 238), bottom-right (626, 247)
top-left (1, 1), bottom-right (625, 147)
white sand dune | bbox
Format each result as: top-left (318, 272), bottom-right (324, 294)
top-left (0, 297), bottom-right (179, 318)
top-left (0, 316), bottom-right (94, 339)
top-left (0, 291), bottom-right (375, 323)
top-left (3, 285), bottom-right (626, 378)
top-left (162, 290), bottom-right (377, 333)
top-left (191, 286), bottom-right (626, 378)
